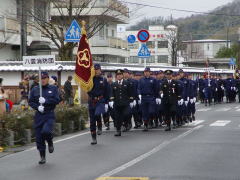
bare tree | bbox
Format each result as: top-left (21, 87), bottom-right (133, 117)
top-left (25, 0), bottom-right (129, 61)
top-left (166, 25), bottom-right (182, 66)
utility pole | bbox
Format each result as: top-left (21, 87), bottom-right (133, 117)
top-left (20, 0), bottom-right (27, 60)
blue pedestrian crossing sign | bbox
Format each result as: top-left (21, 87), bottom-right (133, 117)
top-left (65, 20), bottom-right (81, 42)
top-left (138, 44), bottom-right (151, 58)
top-left (229, 57), bottom-right (236, 65)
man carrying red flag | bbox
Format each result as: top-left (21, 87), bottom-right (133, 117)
top-left (75, 21), bottom-right (110, 145)
top-left (74, 21), bottom-right (95, 92)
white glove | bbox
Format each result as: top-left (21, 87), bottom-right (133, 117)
top-left (197, 88), bottom-right (200, 91)
top-left (156, 98), bottom-right (161, 105)
top-left (138, 95), bottom-right (142, 101)
top-left (185, 101), bottom-right (189, 106)
top-left (105, 104), bottom-right (108, 112)
top-left (160, 93), bottom-right (163, 98)
top-left (187, 97), bottom-right (190, 101)
top-left (180, 99), bottom-right (184, 105)
top-left (109, 101), bottom-right (114, 108)
top-left (178, 100), bottom-right (181, 105)
top-left (133, 100), bottom-right (137, 107)
top-left (190, 99), bottom-right (194, 104)
top-left (203, 89), bottom-right (205, 93)
top-left (38, 105), bottom-right (44, 113)
top-left (39, 97), bottom-right (46, 104)
top-left (233, 87), bottom-right (236, 91)
top-left (231, 87), bottom-right (233, 90)
top-left (130, 102), bottom-right (134, 109)
top-left (138, 95), bottom-right (142, 104)
top-left (193, 97), bottom-right (197, 103)
top-left (215, 88), bottom-right (218, 92)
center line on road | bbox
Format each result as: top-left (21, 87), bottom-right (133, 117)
top-left (215, 108), bottom-right (231, 112)
top-left (197, 108), bottom-right (211, 112)
top-left (98, 125), bottom-right (204, 178)
top-left (210, 120), bottom-right (231, 127)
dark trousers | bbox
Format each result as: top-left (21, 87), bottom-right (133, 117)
top-left (89, 102), bottom-right (105, 133)
top-left (35, 119), bottom-right (54, 152)
top-left (164, 104), bottom-right (176, 127)
top-left (114, 105), bottom-right (129, 131)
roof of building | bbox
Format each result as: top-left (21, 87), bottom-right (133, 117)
top-left (183, 39), bottom-right (231, 43)
top-left (0, 61), bottom-right (234, 74)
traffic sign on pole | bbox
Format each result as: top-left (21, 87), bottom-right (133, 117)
top-left (138, 44), bottom-right (151, 58)
top-left (65, 20), bottom-right (81, 42)
top-left (127, 35), bottom-right (136, 44)
top-left (137, 29), bottom-right (150, 43)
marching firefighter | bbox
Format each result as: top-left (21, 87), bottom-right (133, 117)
top-left (138, 67), bottom-right (159, 131)
top-left (109, 69), bottom-right (134, 136)
top-left (29, 72), bottom-right (60, 164)
top-left (87, 64), bottom-right (110, 145)
top-left (160, 70), bottom-right (181, 131)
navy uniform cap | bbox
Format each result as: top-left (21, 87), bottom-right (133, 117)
top-left (41, 72), bottom-right (49, 78)
top-left (178, 69), bottom-right (184, 73)
top-left (123, 68), bottom-right (129, 73)
top-left (144, 67), bottom-right (151, 72)
top-left (107, 73), bottom-right (112, 78)
top-left (115, 69), bottom-right (124, 75)
top-left (94, 64), bottom-right (101, 70)
top-left (164, 70), bottom-right (173, 75)
top-left (135, 72), bottom-right (142, 76)
top-left (51, 75), bottom-right (57, 82)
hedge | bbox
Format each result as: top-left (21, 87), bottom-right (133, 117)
top-left (0, 105), bottom-right (88, 147)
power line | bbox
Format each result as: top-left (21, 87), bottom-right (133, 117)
top-left (121, 1), bottom-right (240, 17)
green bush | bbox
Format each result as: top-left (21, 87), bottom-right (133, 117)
top-left (0, 105), bottom-right (88, 146)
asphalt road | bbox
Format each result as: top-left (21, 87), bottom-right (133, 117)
top-left (1, 103), bottom-right (240, 180)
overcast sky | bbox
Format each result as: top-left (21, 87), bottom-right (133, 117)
top-left (128, 0), bottom-right (234, 24)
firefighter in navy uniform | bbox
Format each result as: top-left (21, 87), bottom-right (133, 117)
top-left (109, 69), bottom-right (134, 136)
top-left (87, 64), bottom-right (110, 145)
top-left (103, 73), bottom-right (114, 130)
top-left (29, 72), bottom-right (60, 164)
top-left (138, 67), bottom-right (159, 131)
top-left (160, 70), bottom-right (181, 131)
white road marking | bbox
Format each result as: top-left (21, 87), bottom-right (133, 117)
top-left (235, 106), bottom-right (240, 109)
top-left (215, 108), bottom-right (231, 112)
top-left (197, 108), bottom-right (211, 112)
top-left (236, 109), bottom-right (240, 112)
top-left (187, 120), bottom-right (205, 126)
top-left (1, 131), bottom-right (90, 159)
top-left (99, 125), bottom-right (204, 178)
top-left (210, 120), bottom-right (231, 127)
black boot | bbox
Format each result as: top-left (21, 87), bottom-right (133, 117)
top-left (39, 151), bottom-right (46, 165)
top-left (165, 125), bottom-right (171, 131)
top-left (48, 140), bottom-right (54, 153)
top-left (114, 130), bottom-right (121, 137)
top-left (192, 115), bottom-right (195, 121)
top-left (91, 133), bottom-right (97, 145)
top-left (97, 128), bottom-right (102, 135)
top-left (143, 124), bottom-right (148, 132)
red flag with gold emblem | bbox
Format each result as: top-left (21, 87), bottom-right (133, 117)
top-left (74, 22), bottom-right (95, 92)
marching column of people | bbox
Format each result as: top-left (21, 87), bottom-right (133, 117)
top-left (85, 65), bottom-right (240, 146)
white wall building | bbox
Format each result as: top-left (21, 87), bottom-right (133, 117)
top-left (0, 0), bottom-right (129, 63)
top-left (118, 25), bottom-right (178, 66)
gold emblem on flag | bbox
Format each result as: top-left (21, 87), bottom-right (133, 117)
top-left (77, 48), bottom-right (90, 68)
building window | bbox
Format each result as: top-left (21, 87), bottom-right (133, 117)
top-left (129, 56), bottom-right (139, 63)
top-left (157, 55), bottom-right (168, 63)
top-left (34, 0), bottom-right (49, 21)
top-left (99, 27), bottom-right (105, 40)
top-left (147, 56), bottom-right (155, 63)
top-left (112, 29), bottom-right (114, 37)
top-left (158, 41), bottom-right (168, 48)
top-left (146, 41), bottom-right (154, 49)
